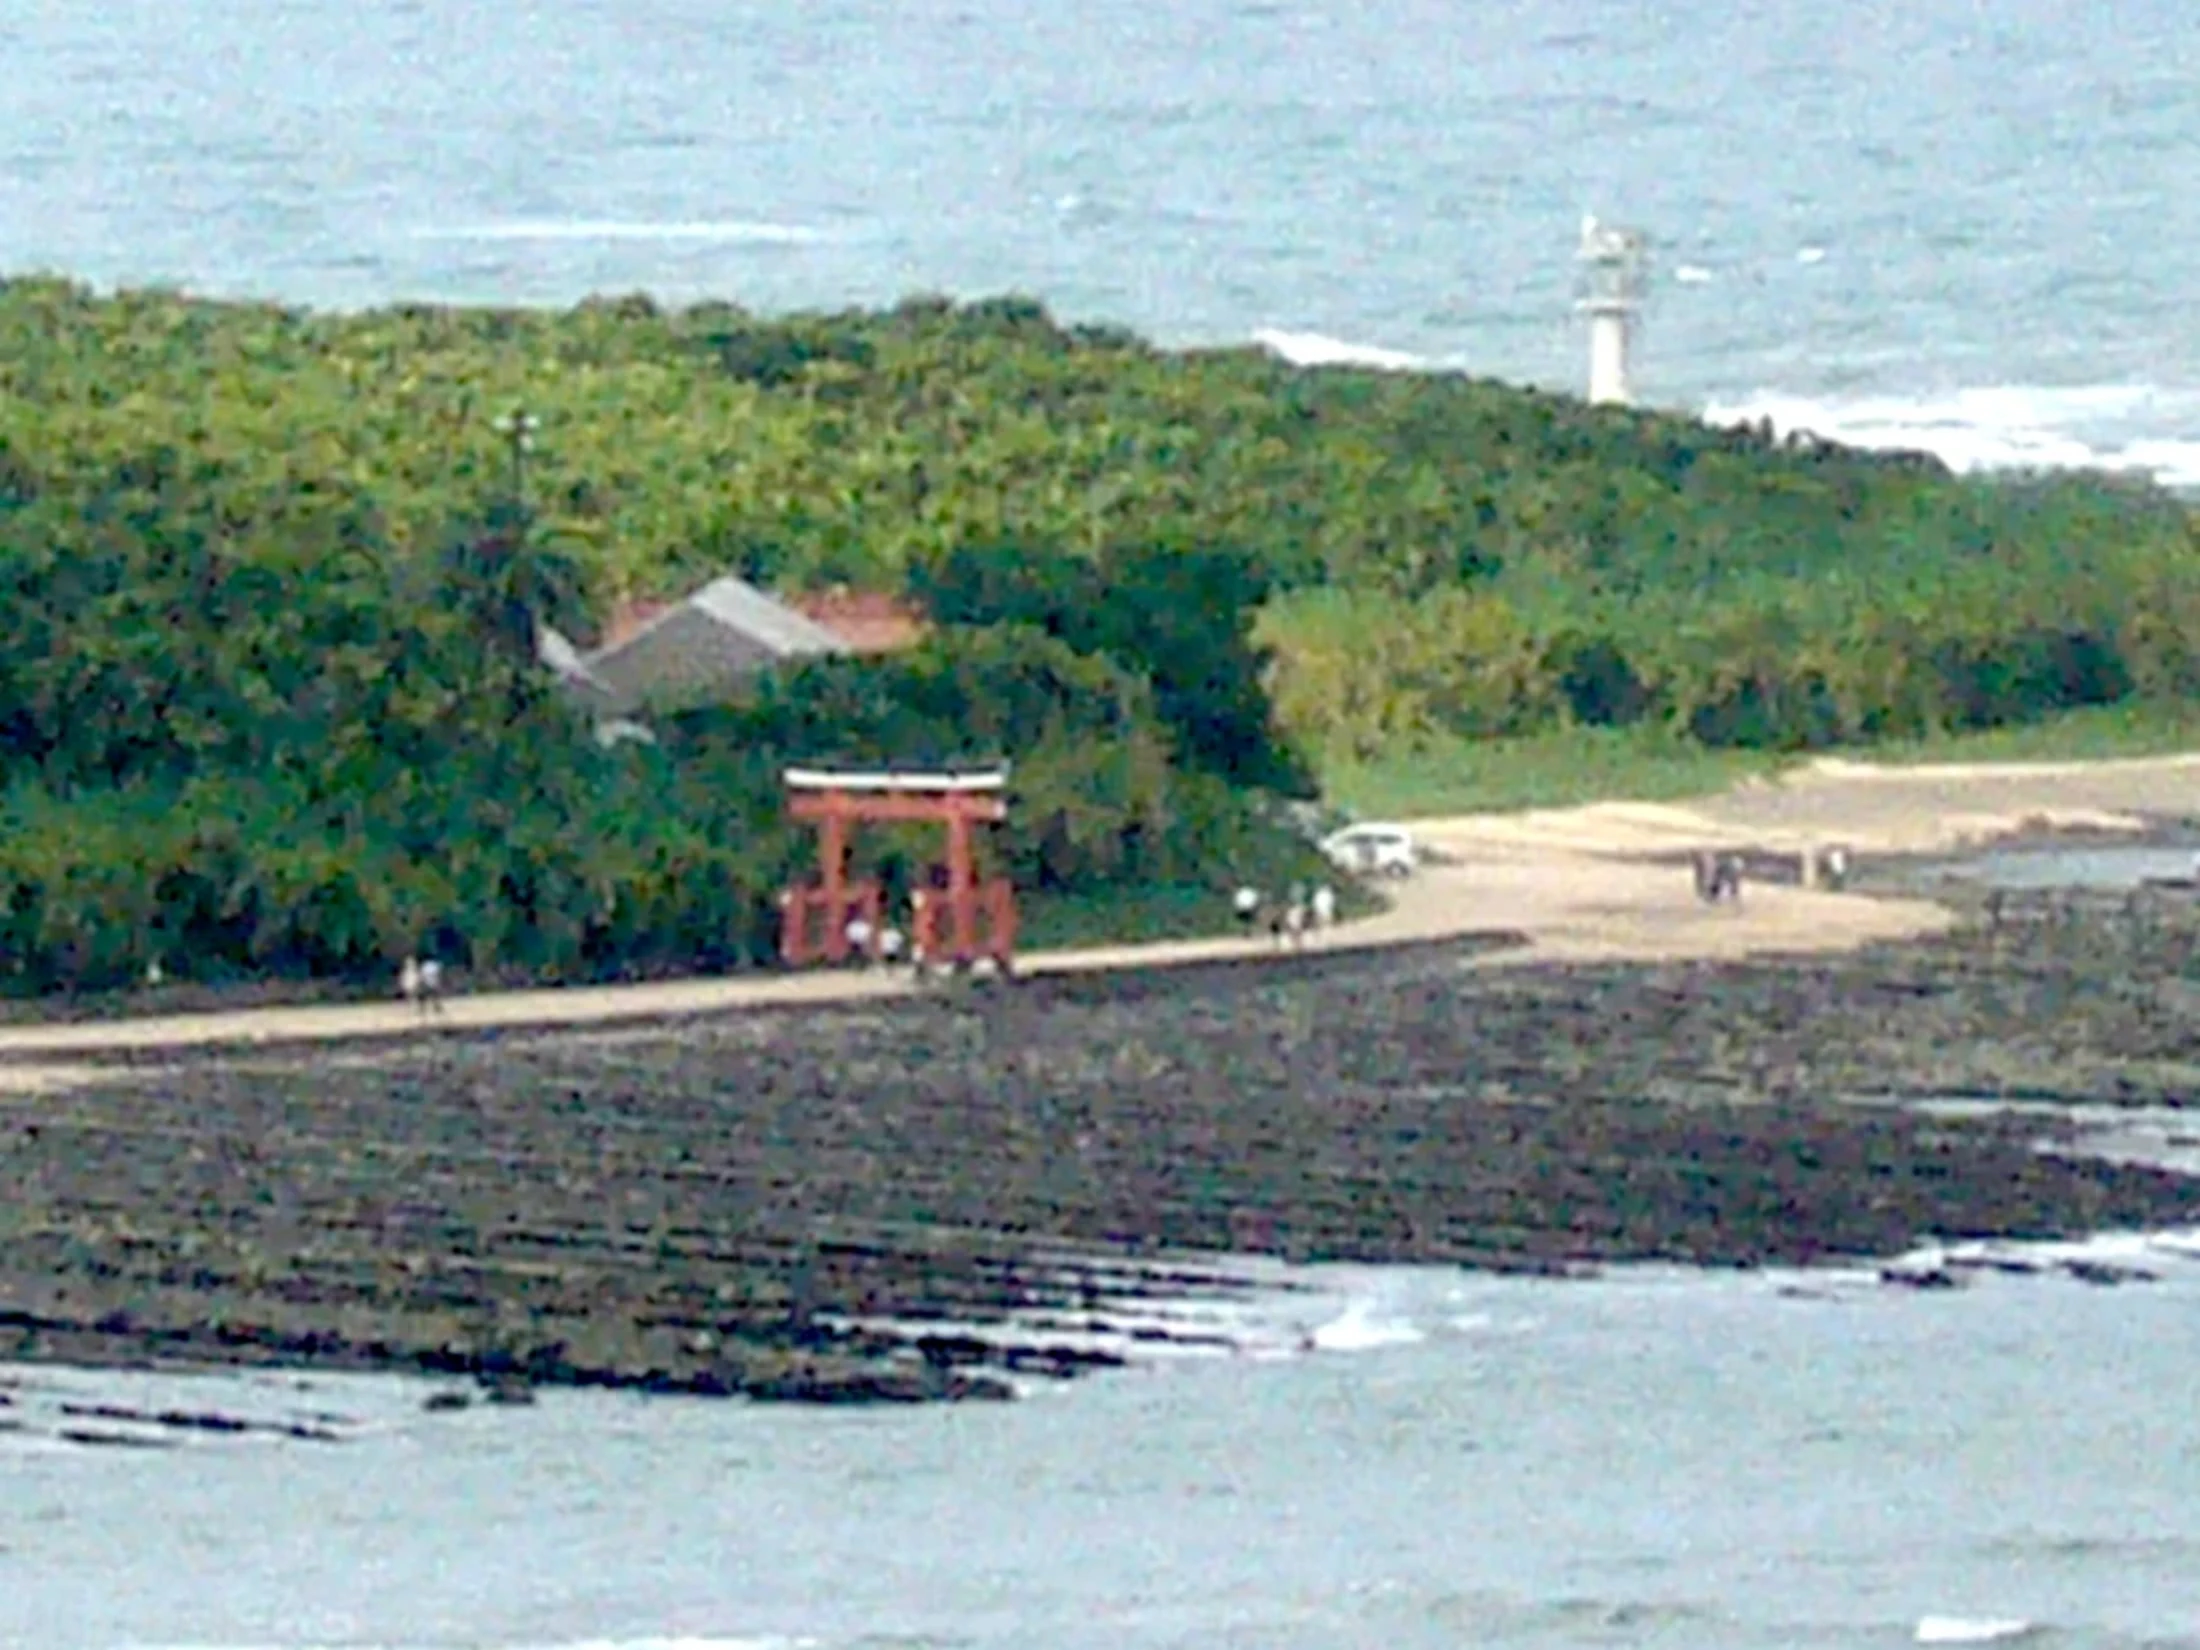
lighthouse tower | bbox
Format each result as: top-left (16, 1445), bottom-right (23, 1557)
top-left (1576, 215), bottom-right (1647, 407)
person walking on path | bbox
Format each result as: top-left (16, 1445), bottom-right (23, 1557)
top-left (1310, 883), bottom-right (1338, 936)
top-left (1233, 885), bottom-right (1262, 937)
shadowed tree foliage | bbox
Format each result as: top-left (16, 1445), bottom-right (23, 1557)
top-left (907, 536), bottom-right (1311, 794)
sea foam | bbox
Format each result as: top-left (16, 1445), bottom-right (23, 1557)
top-left (1252, 327), bottom-right (1429, 372)
top-left (1704, 383), bottom-right (2200, 488)
top-left (1254, 325), bottom-right (2200, 490)
top-left (1915, 1615), bottom-right (2039, 1644)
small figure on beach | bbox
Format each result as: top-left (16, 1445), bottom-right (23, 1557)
top-left (878, 925), bottom-right (906, 967)
top-left (1283, 897), bottom-right (1309, 949)
top-left (843, 913), bottom-right (875, 966)
top-left (1692, 850), bottom-right (1743, 904)
top-left (1310, 882), bottom-right (1338, 934)
top-left (1819, 844), bottom-right (1852, 891)
top-left (1233, 885), bottom-right (1262, 935)
top-left (1680, 853), bottom-right (1716, 906)
top-left (397, 955), bottom-right (444, 1018)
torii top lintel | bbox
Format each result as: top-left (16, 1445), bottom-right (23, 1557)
top-left (782, 765), bottom-right (1010, 824)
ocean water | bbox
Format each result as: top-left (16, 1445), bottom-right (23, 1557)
top-left (9, 4), bottom-right (2200, 1644)
top-left (1963, 844), bottom-right (2200, 892)
top-left (9, 1231), bottom-right (2200, 1650)
top-left (4, 0), bottom-right (2199, 479)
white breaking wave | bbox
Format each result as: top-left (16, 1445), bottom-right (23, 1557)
top-left (1779, 1222), bottom-right (2200, 1298)
top-left (817, 1255), bottom-right (1448, 1378)
top-left (1307, 1294), bottom-right (1426, 1352)
top-left (1256, 328), bottom-right (2200, 489)
top-left (1915, 1616), bottom-right (2039, 1644)
top-left (1253, 327), bottom-right (1430, 373)
top-left (414, 219), bottom-right (824, 245)
top-left (1703, 384), bottom-right (2200, 487)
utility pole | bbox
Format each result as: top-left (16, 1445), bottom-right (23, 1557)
top-left (493, 405), bottom-right (540, 516)
top-left (483, 405), bottom-right (545, 716)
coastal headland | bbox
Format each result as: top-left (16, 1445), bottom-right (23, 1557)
top-left (6, 284), bottom-right (2200, 1413)
top-left (5, 753), bottom-right (2197, 1410)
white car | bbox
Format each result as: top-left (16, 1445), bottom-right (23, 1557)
top-left (1319, 822), bottom-right (1420, 879)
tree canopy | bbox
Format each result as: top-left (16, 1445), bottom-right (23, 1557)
top-left (1, 276), bottom-right (2195, 992)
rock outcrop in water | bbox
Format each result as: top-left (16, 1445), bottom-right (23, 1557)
top-left (2, 916), bottom-right (2196, 1404)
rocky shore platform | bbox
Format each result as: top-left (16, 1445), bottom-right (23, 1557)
top-left (4, 912), bottom-right (2197, 1412)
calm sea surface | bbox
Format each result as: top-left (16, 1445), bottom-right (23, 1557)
top-left (6, 4), bottom-right (2200, 1645)
top-left (4, 0), bottom-right (2200, 475)
top-left (8, 1246), bottom-right (2200, 1650)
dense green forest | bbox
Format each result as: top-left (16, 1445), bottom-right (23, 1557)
top-left (1, 277), bottom-right (2195, 992)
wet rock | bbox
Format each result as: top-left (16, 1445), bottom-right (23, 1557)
top-left (51, 1399), bottom-right (344, 1442)
top-left (58, 1428), bottom-right (175, 1450)
top-left (1945, 1253), bottom-right (2041, 1277)
top-left (478, 1374), bottom-right (538, 1407)
top-left (999, 1344), bottom-right (1123, 1378)
top-left (60, 1402), bottom-right (248, 1435)
top-left (740, 1360), bottom-right (1015, 1405)
top-left (5, 924), bottom-right (2200, 1403)
top-left (2060, 1259), bottom-right (2158, 1287)
top-left (1880, 1265), bottom-right (1965, 1291)
top-left (421, 1390), bottom-right (473, 1413)
top-left (1458, 1252), bottom-right (1603, 1280)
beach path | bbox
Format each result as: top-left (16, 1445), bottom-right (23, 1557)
top-left (0, 749), bottom-right (2191, 1080)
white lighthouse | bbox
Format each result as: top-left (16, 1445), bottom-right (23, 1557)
top-left (1576, 214), bottom-right (1648, 407)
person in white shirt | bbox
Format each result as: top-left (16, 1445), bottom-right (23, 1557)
top-left (1233, 886), bottom-right (1261, 932)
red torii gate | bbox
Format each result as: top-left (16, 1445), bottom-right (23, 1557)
top-left (777, 766), bottom-right (1018, 971)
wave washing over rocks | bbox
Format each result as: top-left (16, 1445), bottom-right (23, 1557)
top-left (11, 1232), bottom-right (2200, 1650)
top-left (1252, 329), bottom-right (2200, 490)
top-left (1703, 384), bottom-right (2200, 490)
top-left (11, 1210), bottom-right (2197, 1457)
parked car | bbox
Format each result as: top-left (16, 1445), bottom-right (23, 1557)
top-left (1319, 822), bottom-right (1420, 879)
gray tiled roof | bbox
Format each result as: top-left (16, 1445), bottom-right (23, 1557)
top-left (579, 575), bottom-right (848, 714)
